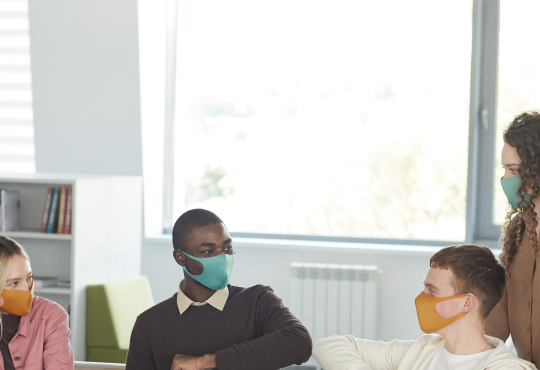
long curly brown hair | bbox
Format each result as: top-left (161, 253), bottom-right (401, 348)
top-left (500, 111), bottom-right (540, 270)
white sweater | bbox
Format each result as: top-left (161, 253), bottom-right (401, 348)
top-left (312, 334), bottom-right (537, 370)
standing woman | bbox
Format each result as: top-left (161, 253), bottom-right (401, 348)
top-left (485, 111), bottom-right (540, 366)
top-left (0, 236), bottom-right (73, 369)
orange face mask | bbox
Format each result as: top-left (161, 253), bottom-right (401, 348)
top-left (414, 291), bottom-right (468, 334)
top-left (0, 282), bottom-right (34, 316)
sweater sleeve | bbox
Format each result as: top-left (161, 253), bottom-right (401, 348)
top-left (484, 288), bottom-right (510, 342)
top-left (215, 286), bottom-right (312, 370)
top-left (126, 317), bottom-right (157, 370)
top-left (312, 335), bottom-right (416, 370)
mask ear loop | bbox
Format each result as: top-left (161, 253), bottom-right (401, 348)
top-left (178, 250), bottom-right (204, 276)
top-left (434, 292), bottom-right (468, 319)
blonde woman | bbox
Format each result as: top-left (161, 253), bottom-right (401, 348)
top-left (0, 236), bottom-right (73, 369)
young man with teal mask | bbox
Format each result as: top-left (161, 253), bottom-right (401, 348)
top-left (126, 209), bottom-right (312, 370)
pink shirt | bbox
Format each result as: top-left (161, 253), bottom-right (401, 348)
top-left (0, 296), bottom-right (73, 370)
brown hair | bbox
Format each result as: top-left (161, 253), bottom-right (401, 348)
top-left (500, 111), bottom-right (540, 270)
top-left (430, 244), bottom-right (505, 319)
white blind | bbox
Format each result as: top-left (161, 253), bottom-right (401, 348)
top-left (0, 0), bottom-right (35, 172)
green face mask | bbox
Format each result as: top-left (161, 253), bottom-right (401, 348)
top-left (179, 250), bottom-right (235, 291)
top-left (501, 175), bottom-right (531, 208)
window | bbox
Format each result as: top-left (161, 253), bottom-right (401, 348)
top-left (492, 0), bottom-right (540, 225)
top-left (165, 0), bottom-right (474, 241)
top-left (160, 0), bottom-right (514, 245)
top-left (0, 0), bottom-right (35, 173)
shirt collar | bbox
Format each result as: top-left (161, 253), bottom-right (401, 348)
top-left (176, 280), bottom-right (229, 315)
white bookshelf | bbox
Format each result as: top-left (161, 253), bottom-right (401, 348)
top-left (0, 231), bottom-right (73, 240)
top-left (0, 173), bottom-right (142, 361)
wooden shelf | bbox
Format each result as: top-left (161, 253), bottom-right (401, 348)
top-left (35, 287), bottom-right (71, 295)
top-left (0, 230), bottom-right (72, 240)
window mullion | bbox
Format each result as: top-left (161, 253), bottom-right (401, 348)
top-left (466, 0), bottom-right (501, 244)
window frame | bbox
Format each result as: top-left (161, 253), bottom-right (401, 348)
top-left (466, 0), bottom-right (502, 244)
top-left (162, 0), bottom-right (504, 246)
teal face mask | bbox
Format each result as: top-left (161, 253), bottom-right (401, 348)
top-left (501, 175), bottom-right (531, 208)
top-left (179, 250), bottom-right (234, 290)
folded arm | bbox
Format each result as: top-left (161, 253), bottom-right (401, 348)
top-left (215, 286), bottom-right (312, 370)
top-left (313, 335), bottom-right (416, 370)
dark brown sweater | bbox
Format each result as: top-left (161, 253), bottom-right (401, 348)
top-left (126, 284), bottom-right (312, 370)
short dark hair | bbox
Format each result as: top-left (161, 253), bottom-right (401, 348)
top-left (172, 209), bottom-right (223, 251)
top-left (430, 244), bottom-right (505, 319)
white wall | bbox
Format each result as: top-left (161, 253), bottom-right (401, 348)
top-left (28, 0), bottom-right (143, 177)
top-left (142, 238), bottom-right (433, 342)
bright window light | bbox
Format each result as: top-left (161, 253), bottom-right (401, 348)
top-left (171, 0), bottom-right (472, 240)
top-left (0, 0), bottom-right (36, 173)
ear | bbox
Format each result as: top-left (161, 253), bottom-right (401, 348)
top-left (173, 250), bottom-right (186, 267)
top-left (462, 293), bottom-right (476, 313)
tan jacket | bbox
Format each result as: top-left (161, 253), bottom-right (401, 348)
top-left (485, 228), bottom-right (539, 365)
top-left (312, 334), bottom-right (535, 370)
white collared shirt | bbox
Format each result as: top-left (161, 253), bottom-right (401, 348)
top-left (176, 279), bottom-right (229, 315)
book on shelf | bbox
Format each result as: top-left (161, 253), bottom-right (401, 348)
top-left (57, 188), bottom-right (67, 233)
top-left (45, 187), bottom-right (60, 233)
top-left (63, 188), bottom-right (72, 234)
top-left (0, 190), bottom-right (20, 232)
top-left (33, 276), bottom-right (58, 288)
top-left (41, 187), bottom-right (72, 234)
top-left (40, 188), bottom-right (53, 233)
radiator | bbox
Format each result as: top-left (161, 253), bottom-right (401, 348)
top-left (290, 263), bottom-right (378, 346)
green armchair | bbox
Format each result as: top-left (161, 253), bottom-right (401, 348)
top-left (86, 276), bottom-right (154, 363)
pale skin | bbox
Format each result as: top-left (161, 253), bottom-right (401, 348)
top-left (501, 142), bottom-right (540, 238)
top-left (423, 267), bottom-right (493, 355)
top-left (0, 254), bottom-right (33, 313)
top-left (169, 223), bottom-right (234, 370)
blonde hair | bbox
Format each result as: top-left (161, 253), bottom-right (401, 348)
top-left (0, 236), bottom-right (30, 336)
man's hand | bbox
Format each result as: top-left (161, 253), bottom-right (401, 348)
top-left (171, 354), bottom-right (216, 370)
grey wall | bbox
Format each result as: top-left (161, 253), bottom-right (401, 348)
top-left (28, 0), bottom-right (143, 176)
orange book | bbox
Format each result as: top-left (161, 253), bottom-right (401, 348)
top-left (40, 188), bottom-right (53, 233)
top-left (57, 188), bottom-right (67, 234)
top-left (63, 188), bottom-right (72, 234)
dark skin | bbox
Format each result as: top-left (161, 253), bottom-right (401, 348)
top-left (171, 223), bottom-right (234, 370)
